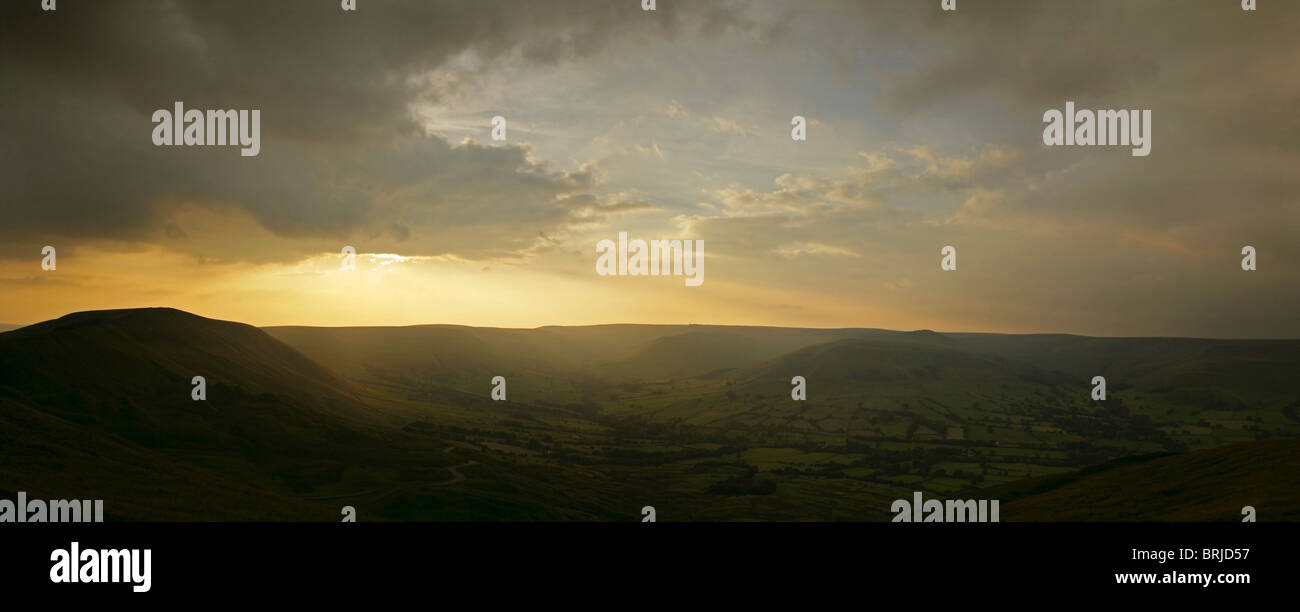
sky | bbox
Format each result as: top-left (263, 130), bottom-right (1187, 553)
top-left (1, 0), bottom-right (1298, 337)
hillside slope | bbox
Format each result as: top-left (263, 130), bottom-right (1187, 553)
top-left (0, 308), bottom-right (485, 519)
top-left (735, 331), bottom-right (1069, 396)
top-left (988, 439), bottom-right (1300, 521)
top-left (0, 307), bottom-right (390, 463)
top-left (0, 307), bottom-right (372, 430)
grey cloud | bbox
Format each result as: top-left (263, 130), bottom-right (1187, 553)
top-left (0, 0), bottom-right (747, 260)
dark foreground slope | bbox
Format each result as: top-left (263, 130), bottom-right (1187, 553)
top-left (987, 439), bottom-right (1300, 521)
top-left (0, 394), bottom-right (328, 520)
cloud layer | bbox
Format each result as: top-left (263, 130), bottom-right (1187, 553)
top-left (2, 0), bottom-right (1297, 336)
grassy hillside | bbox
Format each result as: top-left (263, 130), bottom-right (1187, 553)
top-left (0, 396), bottom-right (329, 520)
top-left (987, 439), bottom-right (1300, 521)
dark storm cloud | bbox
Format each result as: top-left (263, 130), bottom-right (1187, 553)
top-left (0, 0), bottom-right (742, 260)
top-left (3, 0), bottom-right (716, 141)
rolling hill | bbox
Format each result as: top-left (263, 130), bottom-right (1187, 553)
top-left (988, 439), bottom-right (1300, 521)
top-left (951, 333), bottom-right (1300, 397)
top-left (0, 308), bottom-right (463, 520)
top-left (0, 308), bottom-right (376, 442)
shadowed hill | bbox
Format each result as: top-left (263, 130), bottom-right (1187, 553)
top-left (986, 439), bottom-right (1300, 521)
top-left (3, 307), bottom-right (356, 397)
top-left (0, 308), bottom-right (469, 520)
top-left (2, 306), bottom-right (358, 397)
top-left (950, 333), bottom-right (1300, 394)
top-left (593, 327), bottom-right (894, 381)
top-left (735, 332), bottom-right (1068, 396)
top-left (0, 308), bottom-right (376, 448)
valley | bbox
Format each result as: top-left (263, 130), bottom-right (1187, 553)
top-left (2, 308), bottom-right (1297, 522)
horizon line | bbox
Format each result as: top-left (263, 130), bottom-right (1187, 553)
top-left (4, 306), bottom-right (1300, 342)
